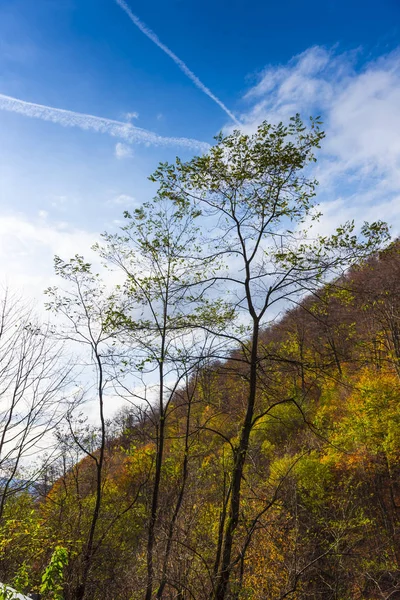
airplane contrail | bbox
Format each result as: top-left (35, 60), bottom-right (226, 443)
top-left (0, 92), bottom-right (210, 152)
top-left (115, 0), bottom-right (240, 125)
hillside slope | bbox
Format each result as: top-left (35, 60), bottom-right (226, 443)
top-left (2, 242), bottom-right (400, 600)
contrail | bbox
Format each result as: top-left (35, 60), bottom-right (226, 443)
top-left (0, 93), bottom-right (210, 152)
top-left (115, 0), bottom-right (240, 125)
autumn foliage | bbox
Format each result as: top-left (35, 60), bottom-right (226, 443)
top-left (1, 242), bottom-right (400, 599)
top-left (0, 119), bottom-right (398, 599)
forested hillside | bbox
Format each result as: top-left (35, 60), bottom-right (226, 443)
top-left (1, 120), bottom-right (398, 600)
top-left (3, 240), bottom-right (400, 600)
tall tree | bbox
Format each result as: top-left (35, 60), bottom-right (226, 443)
top-left (46, 258), bottom-right (118, 600)
top-left (149, 116), bottom-right (389, 599)
top-left (97, 196), bottom-right (229, 600)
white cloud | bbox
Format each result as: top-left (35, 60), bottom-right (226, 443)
top-left (0, 92), bottom-right (210, 152)
top-left (239, 46), bottom-right (358, 128)
top-left (236, 46), bottom-right (400, 237)
top-left (115, 142), bottom-right (133, 160)
top-left (125, 111), bottom-right (139, 121)
top-left (0, 212), bottom-right (99, 302)
top-left (327, 61), bottom-right (400, 173)
top-left (115, 142), bottom-right (133, 159)
top-left (0, 213), bottom-right (132, 428)
top-left (245, 46), bottom-right (332, 102)
top-left (108, 193), bottom-right (137, 206)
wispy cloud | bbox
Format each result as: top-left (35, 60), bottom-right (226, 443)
top-left (115, 0), bottom-right (240, 125)
top-left (0, 212), bottom-right (98, 299)
top-left (0, 92), bottom-right (210, 152)
top-left (125, 111), bottom-right (139, 121)
top-left (115, 142), bottom-right (133, 159)
top-left (108, 193), bottom-right (137, 206)
top-left (237, 46), bottom-right (400, 237)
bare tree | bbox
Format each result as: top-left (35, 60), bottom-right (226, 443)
top-left (0, 289), bottom-right (71, 520)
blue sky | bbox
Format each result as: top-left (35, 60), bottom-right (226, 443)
top-left (1, 0), bottom-right (400, 299)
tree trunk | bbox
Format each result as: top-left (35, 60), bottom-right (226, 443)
top-left (213, 321), bottom-right (259, 600)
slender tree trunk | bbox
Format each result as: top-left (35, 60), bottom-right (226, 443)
top-left (156, 386), bottom-right (192, 598)
top-left (212, 473), bottom-right (230, 579)
top-left (145, 353), bottom-right (166, 600)
top-left (75, 353), bottom-right (106, 600)
top-left (213, 321), bottom-right (259, 600)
